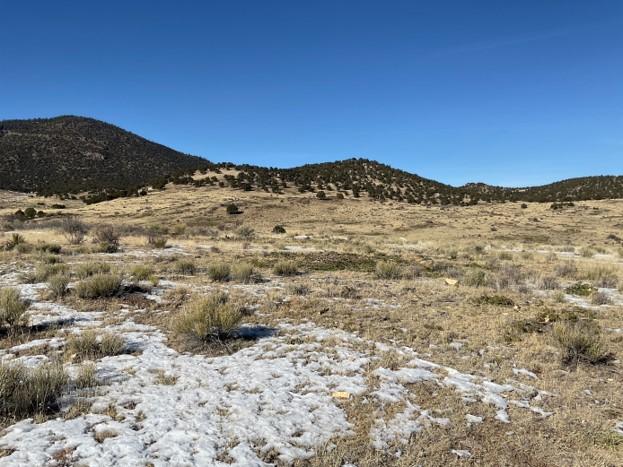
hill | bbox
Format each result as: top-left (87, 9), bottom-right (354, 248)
top-left (0, 116), bottom-right (210, 196)
top-left (1, 116), bottom-right (621, 204)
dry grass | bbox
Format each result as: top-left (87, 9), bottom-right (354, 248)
top-left (74, 274), bottom-right (122, 299)
top-left (0, 362), bottom-right (68, 420)
top-left (66, 331), bottom-right (126, 361)
top-left (0, 288), bottom-right (28, 331)
top-left (173, 293), bottom-right (243, 343)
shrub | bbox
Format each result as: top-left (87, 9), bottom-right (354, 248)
top-left (174, 293), bottom-right (243, 342)
top-left (3, 233), bottom-right (26, 251)
top-left (374, 261), bottom-right (403, 279)
top-left (463, 269), bottom-right (487, 287)
top-left (316, 191), bottom-right (327, 200)
top-left (75, 363), bottom-right (98, 388)
top-left (35, 243), bottom-right (62, 254)
top-left (173, 259), bottom-right (196, 275)
top-left (0, 362), bottom-right (68, 418)
top-left (22, 263), bottom-right (68, 283)
top-left (146, 233), bottom-right (168, 249)
top-left (0, 288), bottom-right (28, 330)
top-left (477, 294), bottom-right (514, 306)
top-left (47, 274), bottom-right (70, 299)
top-left (75, 274), bottom-right (122, 299)
top-left (273, 260), bottom-right (298, 276)
top-left (237, 226), bottom-right (255, 240)
top-left (288, 284), bottom-right (310, 296)
top-left (207, 263), bottom-right (231, 282)
top-left (92, 225), bottom-right (120, 253)
top-left (272, 225), bottom-right (286, 234)
top-left (520, 203), bottom-right (528, 209)
top-left (226, 203), bottom-right (241, 215)
top-left (66, 331), bottom-right (126, 361)
top-left (538, 276), bottom-right (560, 290)
top-left (552, 320), bottom-right (612, 366)
top-left (129, 264), bottom-right (155, 282)
top-left (75, 262), bottom-right (111, 279)
top-left (231, 263), bottom-right (255, 283)
top-left (60, 217), bottom-right (88, 245)
top-left (591, 291), bottom-right (612, 306)
top-left (565, 282), bottom-right (595, 297)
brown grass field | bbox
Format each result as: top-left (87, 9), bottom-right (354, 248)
top-left (0, 184), bottom-right (622, 466)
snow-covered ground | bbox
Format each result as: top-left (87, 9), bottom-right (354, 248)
top-left (0, 274), bottom-right (554, 466)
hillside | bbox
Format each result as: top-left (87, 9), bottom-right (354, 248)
top-left (1, 116), bottom-right (622, 204)
top-left (0, 116), bottom-right (210, 196)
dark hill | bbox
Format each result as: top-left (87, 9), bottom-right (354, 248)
top-left (0, 116), bottom-right (210, 196)
top-left (1, 116), bottom-right (621, 204)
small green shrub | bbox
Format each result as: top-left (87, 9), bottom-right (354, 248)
top-left (565, 282), bottom-right (595, 297)
top-left (174, 293), bottom-right (243, 342)
top-left (207, 263), bottom-right (231, 282)
top-left (231, 262), bottom-right (255, 283)
top-left (0, 288), bottom-right (28, 330)
top-left (374, 261), bottom-right (403, 280)
top-left (552, 320), bottom-right (612, 366)
top-left (75, 274), bottom-right (122, 299)
top-left (92, 224), bottom-right (120, 253)
top-left (0, 362), bottom-right (68, 418)
top-left (477, 294), bottom-right (514, 306)
top-left (273, 260), bottom-right (298, 277)
top-left (173, 259), bottom-right (196, 275)
top-left (226, 204), bottom-right (241, 215)
top-left (237, 226), bottom-right (255, 240)
top-left (272, 225), bottom-right (286, 234)
top-left (66, 331), bottom-right (126, 361)
top-left (129, 264), bottom-right (155, 282)
top-left (75, 262), bottom-right (111, 279)
top-left (35, 243), bottom-right (62, 254)
top-left (47, 274), bottom-right (70, 299)
top-left (22, 263), bottom-right (68, 283)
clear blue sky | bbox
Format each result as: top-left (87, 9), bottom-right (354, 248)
top-left (1, 1), bottom-right (621, 187)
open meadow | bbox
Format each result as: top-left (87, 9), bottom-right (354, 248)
top-left (0, 185), bottom-right (622, 466)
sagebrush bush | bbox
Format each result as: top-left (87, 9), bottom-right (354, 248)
top-left (3, 233), bottom-right (26, 251)
top-left (60, 217), bottom-right (88, 245)
top-left (552, 320), bottom-right (612, 366)
top-left (174, 293), bottom-right (242, 342)
top-left (273, 260), bottom-right (298, 277)
top-left (130, 264), bottom-right (156, 282)
top-left (237, 226), bottom-right (255, 240)
top-left (66, 331), bottom-right (126, 361)
top-left (463, 269), bottom-right (487, 287)
top-left (75, 274), bottom-right (122, 299)
top-left (565, 282), bottom-right (595, 297)
top-left (226, 203), bottom-right (241, 215)
top-left (47, 274), bottom-right (70, 299)
top-left (146, 231), bottom-right (168, 249)
top-left (375, 261), bottom-right (403, 280)
top-left (0, 288), bottom-right (28, 330)
top-left (207, 263), bottom-right (231, 282)
top-left (0, 362), bottom-right (68, 418)
top-left (75, 363), bottom-right (98, 388)
top-left (75, 262), bottom-right (111, 279)
top-left (92, 224), bottom-right (120, 253)
top-left (231, 263), bottom-right (254, 283)
top-left (173, 259), bottom-right (196, 275)
top-left (272, 225), bottom-right (286, 234)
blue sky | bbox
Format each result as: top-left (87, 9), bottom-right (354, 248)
top-left (1, 1), bottom-right (621, 187)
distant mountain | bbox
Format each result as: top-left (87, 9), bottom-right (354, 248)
top-left (0, 116), bottom-right (210, 196)
top-left (1, 116), bottom-right (621, 204)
